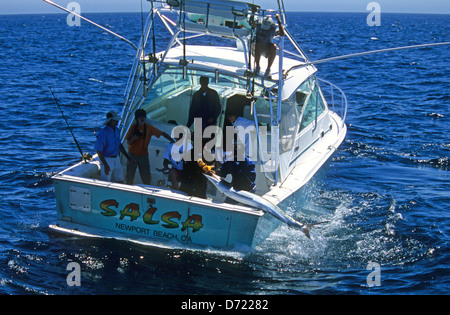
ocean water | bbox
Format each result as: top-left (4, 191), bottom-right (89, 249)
top-left (0, 12), bottom-right (448, 296)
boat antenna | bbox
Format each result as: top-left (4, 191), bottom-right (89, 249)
top-left (246, 4), bottom-right (258, 98)
top-left (47, 87), bottom-right (89, 163)
top-left (140, 0), bottom-right (147, 85)
top-left (286, 41), bottom-right (450, 75)
top-left (42, 0), bottom-right (138, 50)
top-left (182, 0), bottom-right (186, 61)
top-left (150, 0), bottom-right (157, 78)
top-left (180, 0), bottom-right (189, 68)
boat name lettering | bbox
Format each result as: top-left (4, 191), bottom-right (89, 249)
top-left (115, 223), bottom-right (193, 243)
top-left (100, 199), bottom-right (204, 233)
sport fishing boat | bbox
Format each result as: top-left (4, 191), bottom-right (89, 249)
top-left (47, 0), bottom-right (347, 251)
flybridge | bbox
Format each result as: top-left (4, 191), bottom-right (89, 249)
top-left (162, 0), bottom-right (257, 38)
top-left (162, 0), bottom-right (257, 15)
top-left (164, 0), bottom-right (254, 17)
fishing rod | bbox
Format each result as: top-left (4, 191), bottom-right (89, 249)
top-left (48, 87), bottom-right (90, 163)
top-left (286, 41), bottom-right (450, 75)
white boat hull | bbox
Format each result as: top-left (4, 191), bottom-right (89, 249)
top-left (50, 125), bottom-right (342, 251)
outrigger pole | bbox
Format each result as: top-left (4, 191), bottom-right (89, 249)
top-left (42, 0), bottom-right (138, 50)
top-left (286, 41), bottom-right (450, 75)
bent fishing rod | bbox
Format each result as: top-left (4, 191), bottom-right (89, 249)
top-left (48, 87), bottom-right (90, 163)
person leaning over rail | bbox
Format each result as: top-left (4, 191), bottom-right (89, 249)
top-left (94, 110), bottom-right (130, 183)
top-left (125, 109), bottom-right (174, 185)
top-left (199, 142), bottom-right (256, 203)
top-left (180, 139), bottom-right (208, 199)
top-left (215, 142), bottom-right (256, 194)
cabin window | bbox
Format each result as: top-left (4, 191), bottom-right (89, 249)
top-left (149, 67), bottom-right (192, 98)
top-left (297, 78), bottom-right (326, 132)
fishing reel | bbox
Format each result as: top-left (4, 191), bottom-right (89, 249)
top-left (197, 159), bottom-right (214, 175)
top-left (82, 152), bottom-right (93, 162)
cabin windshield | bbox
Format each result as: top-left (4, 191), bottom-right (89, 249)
top-left (130, 66), bottom-right (284, 170)
top-left (141, 66), bottom-right (253, 127)
top-left (292, 77), bottom-right (327, 132)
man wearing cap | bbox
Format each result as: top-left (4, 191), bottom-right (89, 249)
top-left (95, 110), bottom-right (128, 183)
top-left (254, 16), bottom-right (282, 78)
top-left (125, 109), bottom-right (174, 185)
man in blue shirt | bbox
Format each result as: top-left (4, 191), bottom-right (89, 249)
top-left (94, 110), bottom-right (129, 182)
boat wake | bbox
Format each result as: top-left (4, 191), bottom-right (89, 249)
top-left (252, 188), bottom-right (429, 271)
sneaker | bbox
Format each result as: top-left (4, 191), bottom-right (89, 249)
top-left (263, 68), bottom-right (271, 78)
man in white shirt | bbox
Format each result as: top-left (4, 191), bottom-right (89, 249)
top-left (225, 112), bottom-right (257, 161)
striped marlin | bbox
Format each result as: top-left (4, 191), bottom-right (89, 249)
top-left (204, 174), bottom-right (326, 239)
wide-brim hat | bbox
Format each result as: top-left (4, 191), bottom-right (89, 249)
top-left (104, 110), bottom-right (120, 125)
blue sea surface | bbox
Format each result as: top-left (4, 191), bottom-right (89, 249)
top-left (0, 12), bottom-right (448, 295)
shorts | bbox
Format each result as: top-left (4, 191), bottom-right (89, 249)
top-left (100, 156), bottom-right (124, 183)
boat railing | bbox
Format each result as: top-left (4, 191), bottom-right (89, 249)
top-left (317, 78), bottom-right (347, 126)
top-left (122, 7), bottom-right (158, 133)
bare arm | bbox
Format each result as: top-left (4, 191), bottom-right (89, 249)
top-left (97, 151), bottom-right (110, 175)
top-left (119, 144), bottom-right (133, 161)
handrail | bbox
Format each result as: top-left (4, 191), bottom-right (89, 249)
top-left (317, 78), bottom-right (347, 126)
